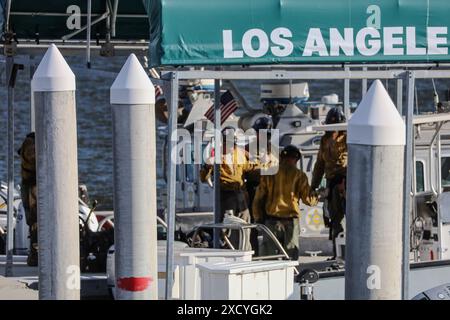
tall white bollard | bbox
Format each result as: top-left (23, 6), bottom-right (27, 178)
top-left (345, 80), bottom-right (406, 300)
top-left (111, 54), bottom-right (158, 300)
top-left (32, 44), bottom-right (80, 300)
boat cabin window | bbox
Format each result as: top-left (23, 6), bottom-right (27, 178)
top-left (416, 161), bottom-right (425, 193)
top-left (441, 157), bottom-right (450, 188)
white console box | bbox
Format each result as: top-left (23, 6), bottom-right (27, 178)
top-left (177, 249), bottom-right (253, 300)
top-left (198, 260), bottom-right (298, 300)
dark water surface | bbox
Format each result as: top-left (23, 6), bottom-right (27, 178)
top-left (1, 56), bottom-right (450, 210)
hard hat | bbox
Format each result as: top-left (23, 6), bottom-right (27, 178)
top-left (221, 126), bottom-right (237, 137)
top-left (325, 107), bottom-right (346, 124)
top-left (281, 145), bottom-right (301, 160)
top-left (252, 116), bottom-right (273, 131)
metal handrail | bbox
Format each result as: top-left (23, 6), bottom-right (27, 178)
top-left (157, 216), bottom-right (168, 229)
top-left (428, 122), bottom-right (445, 197)
top-left (252, 254), bottom-right (286, 261)
top-left (191, 222), bottom-right (300, 275)
top-left (191, 222), bottom-right (293, 262)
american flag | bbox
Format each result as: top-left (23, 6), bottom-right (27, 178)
top-left (204, 91), bottom-right (238, 125)
top-left (155, 85), bottom-right (163, 99)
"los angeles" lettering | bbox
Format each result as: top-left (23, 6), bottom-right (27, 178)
top-left (223, 26), bottom-right (448, 59)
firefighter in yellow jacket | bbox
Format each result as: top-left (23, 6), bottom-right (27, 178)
top-left (200, 127), bottom-right (258, 224)
top-left (311, 107), bottom-right (347, 260)
top-left (244, 116), bottom-right (278, 254)
top-left (253, 145), bottom-right (318, 260)
top-left (18, 132), bottom-right (38, 266)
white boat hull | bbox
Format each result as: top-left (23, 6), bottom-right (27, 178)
top-left (298, 260), bottom-right (450, 300)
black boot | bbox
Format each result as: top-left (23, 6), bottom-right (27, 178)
top-left (27, 244), bottom-right (38, 267)
top-left (27, 224), bottom-right (38, 267)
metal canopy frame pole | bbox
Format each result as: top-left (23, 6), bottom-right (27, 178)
top-left (170, 68), bottom-right (450, 81)
top-left (344, 65), bottom-right (350, 119)
top-left (173, 69), bottom-right (407, 80)
top-left (397, 78), bottom-right (404, 115)
top-left (110, 0), bottom-right (120, 37)
top-left (361, 66), bottom-right (368, 95)
top-left (402, 71), bottom-right (415, 299)
top-left (213, 79), bottom-right (221, 248)
top-left (86, 0), bottom-right (92, 68)
top-left (165, 72), bottom-right (179, 300)
top-left (437, 125), bottom-right (443, 195)
top-left (105, 1), bottom-right (112, 44)
top-left (5, 56), bottom-right (14, 277)
top-left (5, 0), bottom-right (12, 32)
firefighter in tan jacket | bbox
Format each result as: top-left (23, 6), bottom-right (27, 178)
top-left (18, 132), bottom-right (38, 266)
top-left (200, 127), bottom-right (258, 224)
top-left (311, 107), bottom-right (347, 260)
top-left (253, 145), bottom-right (318, 260)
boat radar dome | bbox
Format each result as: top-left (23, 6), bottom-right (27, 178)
top-left (321, 94), bottom-right (339, 105)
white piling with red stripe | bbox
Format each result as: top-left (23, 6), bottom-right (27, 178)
top-left (111, 54), bottom-right (158, 300)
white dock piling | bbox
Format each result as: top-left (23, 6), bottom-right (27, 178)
top-left (111, 54), bottom-right (158, 300)
top-left (32, 44), bottom-right (80, 300)
top-left (345, 80), bottom-right (406, 300)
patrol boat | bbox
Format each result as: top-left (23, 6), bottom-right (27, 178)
top-left (146, 80), bottom-right (450, 300)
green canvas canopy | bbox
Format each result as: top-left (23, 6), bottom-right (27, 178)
top-left (2, 1), bottom-right (450, 65)
top-left (1, 0), bottom-right (149, 44)
top-left (143, 0), bottom-right (450, 66)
